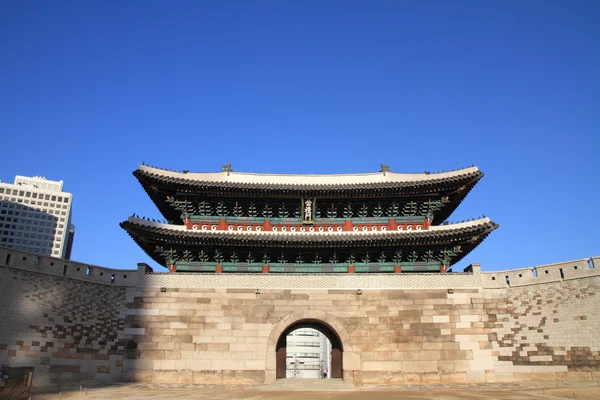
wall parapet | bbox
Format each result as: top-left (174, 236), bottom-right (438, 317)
top-left (482, 257), bottom-right (599, 289)
top-left (0, 245), bottom-right (136, 287)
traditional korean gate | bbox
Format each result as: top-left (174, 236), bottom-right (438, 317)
top-left (275, 319), bottom-right (343, 379)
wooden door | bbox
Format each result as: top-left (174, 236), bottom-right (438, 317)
top-left (331, 348), bottom-right (342, 378)
top-left (276, 345), bottom-right (287, 378)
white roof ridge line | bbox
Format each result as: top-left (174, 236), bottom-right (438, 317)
top-left (137, 164), bottom-right (480, 185)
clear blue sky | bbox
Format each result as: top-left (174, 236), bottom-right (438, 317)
top-left (1, 1), bottom-right (598, 272)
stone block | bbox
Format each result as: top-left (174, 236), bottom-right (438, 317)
top-left (440, 372), bottom-right (468, 383)
top-left (437, 360), bottom-right (455, 372)
top-left (466, 370), bottom-right (486, 382)
top-left (231, 370), bottom-right (265, 383)
top-left (530, 372), bottom-right (557, 381)
top-left (122, 359), bottom-right (155, 371)
top-left (413, 361), bottom-right (438, 373)
top-left (177, 370), bottom-right (195, 383)
top-left (192, 370), bottom-right (223, 384)
top-left (362, 361), bottom-right (402, 371)
top-left (344, 352), bottom-right (361, 370)
top-left (245, 360), bottom-right (265, 370)
top-left (513, 373), bottom-right (531, 382)
top-left (566, 372), bottom-right (592, 382)
top-left (493, 372), bottom-right (514, 382)
top-left (180, 343), bottom-right (196, 351)
top-left (230, 351), bottom-right (253, 360)
top-left (157, 342), bottom-right (175, 351)
top-left (124, 328), bottom-right (145, 335)
top-left (485, 370), bottom-right (496, 383)
top-left (420, 373), bottom-right (441, 383)
top-left (152, 370), bottom-right (179, 383)
top-left (210, 359), bottom-right (245, 370)
top-left (403, 373), bottom-right (421, 383)
top-left (207, 343), bottom-right (230, 352)
top-left (469, 355), bottom-right (494, 371)
top-left (418, 351), bottom-right (440, 361)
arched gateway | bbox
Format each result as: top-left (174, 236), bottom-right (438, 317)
top-left (275, 320), bottom-right (343, 379)
top-left (266, 310), bottom-right (354, 383)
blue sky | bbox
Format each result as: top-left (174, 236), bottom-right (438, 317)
top-left (1, 1), bottom-right (598, 271)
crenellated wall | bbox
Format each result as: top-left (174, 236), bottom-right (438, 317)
top-left (0, 247), bottom-right (137, 286)
top-left (1, 245), bottom-right (599, 388)
top-left (0, 247), bottom-right (136, 387)
top-left (481, 258), bottom-right (600, 288)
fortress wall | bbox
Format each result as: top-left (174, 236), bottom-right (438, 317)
top-left (0, 247), bottom-right (137, 286)
top-left (1, 245), bottom-right (599, 387)
top-left (0, 266), bottom-right (131, 387)
top-left (483, 275), bottom-right (600, 382)
top-left (0, 247), bottom-right (134, 387)
top-left (481, 258), bottom-right (599, 289)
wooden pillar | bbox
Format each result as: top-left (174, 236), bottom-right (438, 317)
top-left (388, 219), bottom-right (398, 231)
top-left (424, 218), bottom-right (431, 230)
top-left (218, 218), bottom-right (227, 230)
top-left (262, 265), bottom-right (269, 274)
top-left (348, 265), bottom-right (355, 274)
top-left (394, 264), bottom-right (401, 273)
top-left (263, 219), bottom-right (272, 231)
top-left (169, 264), bottom-right (176, 273)
top-left (441, 264), bottom-right (447, 273)
top-left (216, 264), bottom-right (223, 273)
top-left (343, 220), bottom-right (353, 231)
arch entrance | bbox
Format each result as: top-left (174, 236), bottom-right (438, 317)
top-left (275, 319), bottom-right (343, 379)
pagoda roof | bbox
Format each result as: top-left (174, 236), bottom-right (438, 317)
top-left (134, 164), bottom-right (484, 223)
top-left (120, 216), bottom-right (498, 267)
top-left (136, 164), bottom-right (482, 188)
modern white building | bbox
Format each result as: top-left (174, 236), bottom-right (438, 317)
top-left (286, 328), bottom-right (331, 379)
top-left (0, 176), bottom-right (74, 259)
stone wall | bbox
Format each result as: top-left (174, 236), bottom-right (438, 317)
top-left (1, 245), bottom-right (599, 387)
top-left (122, 285), bottom-right (496, 384)
top-left (0, 247), bottom-right (135, 387)
top-left (485, 276), bottom-right (600, 382)
top-left (0, 246), bottom-right (137, 287)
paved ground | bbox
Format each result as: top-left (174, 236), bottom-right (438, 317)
top-left (27, 380), bottom-right (600, 400)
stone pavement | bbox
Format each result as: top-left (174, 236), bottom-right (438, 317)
top-left (27, 380), bottom-right (600, 400)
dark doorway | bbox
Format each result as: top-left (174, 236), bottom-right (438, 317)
top-left (275, 319), bottom-right (343, 379)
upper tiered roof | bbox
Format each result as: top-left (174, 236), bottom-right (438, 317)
top-left (135, 164), bottom-right (482, 187)
top-left (134, 164), bottom-right (484, 224)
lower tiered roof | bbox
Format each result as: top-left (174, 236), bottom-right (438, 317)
top-left (120, 216), bottom-right (498, 269)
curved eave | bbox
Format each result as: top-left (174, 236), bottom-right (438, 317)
top-left (133, 166), bottom-right (484, 223)
top-left (120, 217), bottom-right (498, 267)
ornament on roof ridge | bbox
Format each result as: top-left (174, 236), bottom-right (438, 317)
top-left (380, 163), bottom-right (391, 175)
top-left (222, 163), bottom-right (232, 175)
